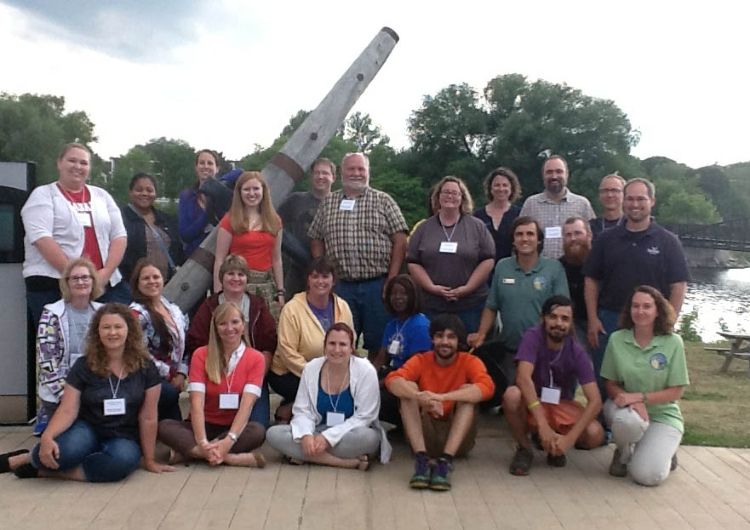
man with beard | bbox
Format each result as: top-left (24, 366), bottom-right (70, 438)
top-left (503, 296), bottom-right (604, 476)
top-left (590, 173), bottom-right (626, 240)
top-left (386, 314), bottom-right (495, 491)
top-left (584, 178), bottom-right (689, 399)
top-left (520, 155), bottom-right (595, 259)
top-left (277, 157), bottom-right (336, 297)
top-left (560, 216), bottom-right (593, 343)
top-left (309, 152), bottom-right (408, 359)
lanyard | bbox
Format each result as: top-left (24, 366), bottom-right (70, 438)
top-left (108, 368), bottom-right (125, 398)
top-left (225, 342), bottom-right (245, 393)
top-left (391, 315), bottom-right (413, 342)
top-left (324, 363), bottom-right (349, 413)
top-left (440, 217), bottom-right (459, 242)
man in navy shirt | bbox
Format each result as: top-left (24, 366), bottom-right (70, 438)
top-left (583, 178), bottom-right (689, 396)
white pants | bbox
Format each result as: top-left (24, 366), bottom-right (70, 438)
top-left (604, 400), bottom-right (682, 486)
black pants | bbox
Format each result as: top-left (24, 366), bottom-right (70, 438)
top-left (472, 340), bottom-right (512, 408)
top-left (267, 371), bottom-right (301, 404)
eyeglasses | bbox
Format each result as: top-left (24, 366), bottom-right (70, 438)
top-left (599, 188), bottom-right (623, 195)
top-left (440, 190), bottom-right (462, 198)
top-left (68, 274), bottom-right (93, 283)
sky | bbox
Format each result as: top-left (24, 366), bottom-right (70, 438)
top-left (1, 0), bottom-right (748, 169)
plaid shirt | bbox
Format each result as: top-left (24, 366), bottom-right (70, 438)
top-left (308, 187), bottom-right (408, 281)
top-left (519, 188), bottom-right (595, 259)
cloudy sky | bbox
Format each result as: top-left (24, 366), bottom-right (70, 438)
top-left (1, 0), bottom-right (747, 168)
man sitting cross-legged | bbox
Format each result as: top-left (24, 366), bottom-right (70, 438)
top-left (504, 295), bottom-right (604, 475)
top-left (385, 314), bottom-right (494, 491)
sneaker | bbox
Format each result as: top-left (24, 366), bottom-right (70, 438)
top-left (509, 446), bottom-right (534, 476)
top-left (429, 457), bottom-right (452, 491)
top-left (530, 432), bottom-right (543, 450)
top-left (409, 454), bottom-right (432, 489)
top-left (670, 454), bottom-right (678, 471)
top-left (609, 448), bottom-right (627, 477)
top-left (546, 453), bottom-right (567, 467)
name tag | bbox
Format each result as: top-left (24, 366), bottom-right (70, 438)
top-left (439, 241), bottom-right (458, 253)
top-left (501, 278), bottom-right (516, 284)
top-left (339, 199), bottom-right (356, 211)
top-left (540, 386), bottom-right (561, 405)
top-left (78, 211), bottom-right (92, 228)
top-left (545, 226), bottom-right (562, 239)
top-left (219, 393), bottom-right (240, 410)
top-left (387, 340), bottom-right (401, 356)
top-left (326, 412), bottom-right (345, 426)
top-left (103, 398), bottom-right (126, 416)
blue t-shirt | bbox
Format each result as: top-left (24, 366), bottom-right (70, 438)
top-left (316, 378), bottom-right (354, 419)
top-left (380, 313), bottom-right (432, 369)
top-left (308, 298), bottom-right (334, 333)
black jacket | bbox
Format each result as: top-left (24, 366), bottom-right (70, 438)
top-left (120, 204), bottom-right (185, 283)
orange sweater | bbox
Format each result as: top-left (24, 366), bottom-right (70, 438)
top-left (385, 351), bottom-right (495, 417)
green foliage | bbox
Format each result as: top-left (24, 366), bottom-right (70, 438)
top-left (371, 169), bottom-right (428, 229)
top-left (0, 93), bottom-right (97, 184)
top-left (644, 157), bottom-right (721, 224)
top-left (344, 111), bottom-right (389, 153)
top-left (678, 308), bottom-right (702, 342)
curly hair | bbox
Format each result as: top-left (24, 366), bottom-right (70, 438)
top-left (618, 285), bottom-right (676, 335)
top-left (86, 303), bottom-right (150, 376)
top-left (430, 176), bottom-right (474, 215)
top-left (483, 167), bottom-right (522, 203)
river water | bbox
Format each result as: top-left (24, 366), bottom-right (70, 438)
top-left (683, 268), bottom-right (750, 342)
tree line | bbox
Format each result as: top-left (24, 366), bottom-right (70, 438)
top-left (1, 75), bottom-right (746, 228)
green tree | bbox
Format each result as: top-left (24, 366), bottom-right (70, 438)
top-left (0, 93), bottom-right (97, 184)
top-left (343, 111), bottom-right (390, 153)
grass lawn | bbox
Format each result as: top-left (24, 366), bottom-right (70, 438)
top-left (682, 342), bottom-right (750, 447)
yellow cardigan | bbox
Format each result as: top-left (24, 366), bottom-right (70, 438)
top-left (271, 292), bottom-right (354, 377)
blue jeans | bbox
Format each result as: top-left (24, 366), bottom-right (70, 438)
top-left (249, 378), bottom-right (271, 428)
top-left (97, 281), bottom-right (132, 305)
top-left (592, 308), bottom-right (621, 401)
top-left (31, 419), bottom-right (142, 482)
top-left (426, 301), bottom-right (484, 336)
top-left (158, 380), bottom-right (183, 421)
top-left (336, 277), bottom-right (388, 353)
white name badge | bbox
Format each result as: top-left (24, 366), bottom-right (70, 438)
top-left (439, 241), bottom-right (458, 253)
top-left (545, 226), bottom-right (562, 239)
top-left (326, 412), bottom-right (345, 426)
top-left (501, 278), bottom-right (516, 284)
top-left (339, 199), bottom-right (356, 211)
top-left (388, 340), bottom-right (401, 356)
top-left (103, 398), bottom-right (126, 416)
top-left (78, 211), bottom-right (92, 228)
top-left (540, 386), bottom-right (561, 405)
top-left (219, 393), bottom-right (240, 410)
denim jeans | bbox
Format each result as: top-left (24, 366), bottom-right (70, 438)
top-left (249, 378), bottom-right (271, 428)
top-left (31, 419), bottom-right (142, 482)
top-left (592, 308), bottom-right (621, 401)
top-left (335, 277), bottom-right (387, 353)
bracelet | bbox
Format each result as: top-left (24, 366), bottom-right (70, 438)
top-left (227, 432), bottom-right (239, 444)
top-left (527, 400), bottom-right (541, 411)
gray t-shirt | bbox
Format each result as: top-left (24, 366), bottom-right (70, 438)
top-left (66, 304), bottom-right (96, 368)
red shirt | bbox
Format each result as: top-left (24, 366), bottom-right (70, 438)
top-left (219, 215), bottom-right (277, 272)
top-left (189, 345), bottom-right (265, 425)
top-left (385, 351), bottom-right (495, 417)
top-left (58, 184), bottom-right (103, 269)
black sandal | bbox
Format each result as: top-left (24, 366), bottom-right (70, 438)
top-left (0, 449), bottom-right (29, 473)
top-left (14, 463), bottom-right (39, 479)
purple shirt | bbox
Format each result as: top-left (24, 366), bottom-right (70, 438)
top-left (514, 325), bottom-right (595, 401)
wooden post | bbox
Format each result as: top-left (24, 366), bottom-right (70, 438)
top-left (164, 27), bottom-right (400, 312)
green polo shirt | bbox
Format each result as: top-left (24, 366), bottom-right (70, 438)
top-left (486, 256), bottom-right (569, 350)
top-left (601, 329), bottom-right (690, 432)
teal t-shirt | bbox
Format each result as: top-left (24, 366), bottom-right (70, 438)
top-left (486, 256), bottom-right (569, 350)
top-left (601, 329), bottom-right (690, 432)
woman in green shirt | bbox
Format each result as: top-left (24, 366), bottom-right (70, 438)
top-left (601, 285), bottom-right (689, 486)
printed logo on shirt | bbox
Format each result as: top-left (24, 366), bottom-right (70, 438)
top-left (649, 352), bottom-right (667, 370)
top-left (532, 276), bottom-right (547, 291)
top-left (647, 246), bottom-right (661, 255)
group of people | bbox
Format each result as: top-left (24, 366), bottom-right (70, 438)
top-left (2, 144), bottom-right (690, 492)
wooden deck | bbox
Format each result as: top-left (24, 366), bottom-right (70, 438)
top-left (2, 416), bottom-right (750, 530)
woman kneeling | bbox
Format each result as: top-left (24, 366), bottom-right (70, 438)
top-left (158, 302), bottom-right (266, 467)
top-left (266, 323), bottom-right (391, 469)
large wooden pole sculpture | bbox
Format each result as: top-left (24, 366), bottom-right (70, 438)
top-left (164, 26), bottom-right (400, 312)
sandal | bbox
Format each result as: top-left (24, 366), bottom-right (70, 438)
top-left (251, 452), bottom-right (266, 469)
top-left (0, 449), bottom-right (29, 473)
top-left (285, 456), bottom-right (304, 466)
top-left (14, 463), bottom-right (38, 479)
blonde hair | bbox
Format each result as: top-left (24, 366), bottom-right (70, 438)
top-left (430, 176), bottom-right (474, 215)
top-left (59, 257), bottom-right (103, 301)
top-left (205, 302), bottom-right (246, 384)
top-left (229, 171), bottom-right (281, 235)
